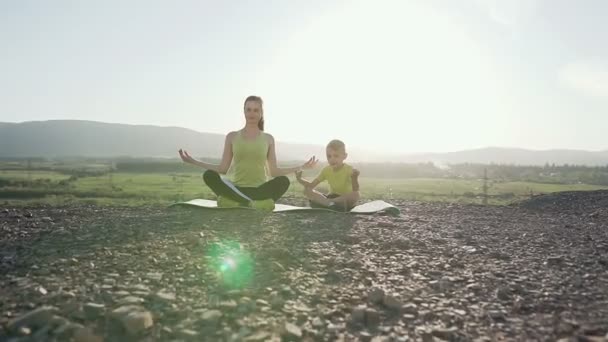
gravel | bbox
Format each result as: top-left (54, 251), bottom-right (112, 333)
top-left (1, 192), bottom-right (607, 341)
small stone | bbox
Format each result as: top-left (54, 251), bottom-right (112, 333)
top-left (432, 327), bottom-right (459, 340)
top-left (83, 303), bottom-right (105, 320)
top-left (325, 269), bottom-right (341, 283)
top-left (368, 288), bottom-right (385, 304)
top-left (110, 305), bottom-right (143, 319)
top-left (382, 294), bottom-right (402, 311)
top-left (119, 296), bottom-right (145, 305)
top-left (245, 331), bottom-right (272, 341)
top-left (155, 290), bottom-right (176, 302)
top-left (269, 291), bottom-right (284, 309)
top-left (546, 256), bottom-right (564, 266)
top-left (123, 311), bottom-right (154, 334)
top-left (238, 297), bottom-right (254, 312)
top-left (37, 286), bottom-right (48, 295)
top-left (49, 315), bottom-right (69, 327)
top-left (365, 308), bottom-right (380, 329)
top-left (463, 246), bottom-right (477, 253)
top-left (225, 289), bottom-right (243, 298)
top-left (351, 305), bottom-right (366, 324)
top-left (378, 325), bottom-right (392, 333)
top-left (556, 319), bottom-right (578, 334)
top-left (359, 331), bottom-right (373, 342)
top-left (220, 300), bottom-right (238, 310)
top-left (178, 328), bottom-right (199, 339)
top-left (102, 278), bottom-right (115, 285)
top-left (282, 322), bottom-right (302, 339)
top-left (402, 303), bottom-right (418, 315)
top-left (18, 326), bottom-right (31, 336)
top-left (402, 314), bottom-right (416, 320)
top-left (466, 283), bottom-right (481, 291)
top-left (130, 284), bottom-right (151, 292)
top-left (60, 291), bottom-right (76, 299)
top-left (146, 272), bottom-right (163, 281)
top-left (73, 327), bottom-right (103, 342)
top-left (420, 310), bottom-right (436, 321)
top-left (200, 310), bottom-right (222, 326)
top-left (487, 310), bottom-right (506, 321)
top-left (61, 302), bottom-right (81, 319)
top-left (312, 317), bottom-right (324, 328)
top-left (256, 299), bottom-right (269, 307)
top-left (281, 285), bottom-right (294, 296)
top-left (7, 306), bottom-right (58, 332)
top-left (439, 277), bottom-right (452, 291)
top-left (496, 287), bottom-right (510, 300)
top-left (293, 303), bottom-right (312, 312)
top-left (452, 309), bottom-right (466, 316)
top-left (327, 322), bottom-right (342, 333)
top-left (572, 275), bottom-right (583, 288)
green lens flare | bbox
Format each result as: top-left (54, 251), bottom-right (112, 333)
top-left (205, 240), bottom-right (254, 289)
top-left (220, 257), bottom-right (235, 272)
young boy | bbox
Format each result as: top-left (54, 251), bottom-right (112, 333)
top-left (295, 139), bottom-right (360, 212)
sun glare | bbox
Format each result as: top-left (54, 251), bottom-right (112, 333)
top-left (259, 0), bottom-right (512, 153)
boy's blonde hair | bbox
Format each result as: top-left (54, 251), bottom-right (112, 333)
top-left (327, 139), bottom-right (346, 152)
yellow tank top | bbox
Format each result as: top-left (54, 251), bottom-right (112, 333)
top-left (230, 131), bottom-right (269, 187)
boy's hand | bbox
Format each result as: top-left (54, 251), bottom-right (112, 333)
top-left (351, 168), bottom-right (360, 192)
top-left (295, 170), bottom-right (303, 180)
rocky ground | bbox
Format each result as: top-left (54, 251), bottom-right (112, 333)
top-left (1, 191), bottom-right (607, 341)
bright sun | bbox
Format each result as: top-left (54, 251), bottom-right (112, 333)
top-left (258, 0), bottom-right (513, 153)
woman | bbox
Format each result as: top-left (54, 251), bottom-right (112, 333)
top-left (179, 95), bottom-right (318, 210)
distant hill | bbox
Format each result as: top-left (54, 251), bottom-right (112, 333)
top-left (399, 147), bottom-right (608, 166)
top-left (1, 120), bottom-right (607, 166)
top-left (0, 120), bottom-right (328, 161)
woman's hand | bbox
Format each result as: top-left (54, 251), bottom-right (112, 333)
top-left (178, 149), bottom-right (197, 164)
top-left (300, 156), bottom-right (318, 170)
top-left (295, 170), bottom-right (303, 180)
top-left (352, 168), bottom-right (360, 178)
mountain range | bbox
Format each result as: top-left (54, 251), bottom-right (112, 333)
top-left (1, 120), bottom-right (607, 166)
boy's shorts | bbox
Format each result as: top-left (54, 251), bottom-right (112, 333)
top-left (309, 193), bottom-right (355, 212)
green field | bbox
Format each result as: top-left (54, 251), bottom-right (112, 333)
top-left (2, 169), bottom-right (608, 207)
top-left (0, 170), bottom-right (72, 181)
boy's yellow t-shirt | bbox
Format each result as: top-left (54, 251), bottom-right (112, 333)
top-left (317, 164), bottom-right (353, 195)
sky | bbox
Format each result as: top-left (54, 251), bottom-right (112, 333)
top-left (1, 0), bottom-right (607, 154)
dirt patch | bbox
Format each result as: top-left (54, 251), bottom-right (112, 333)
top-left (516, 189), bottom-right (608, 215)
